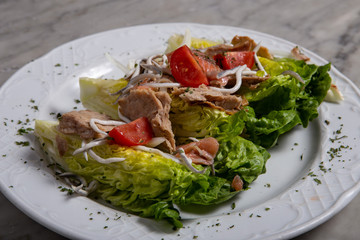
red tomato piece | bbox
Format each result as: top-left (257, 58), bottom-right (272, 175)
top-left (231, 175), bottom-right (243, 191)
top-left (192, 50), bottom-right (221, 74)
top-left (108, 117), bottom-right (153, 146)
top-left (169, 45), bottom-right (209, 87)
top-left (214, 51), bottom-right (255, 70)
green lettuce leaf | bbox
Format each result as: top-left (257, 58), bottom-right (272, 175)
top-left (170, 96), bottom-right (246, 141)
top-left (243, 106), bottom-right (302, 148)
top-left (215, 136), bottom-right (270, 187)
top-left (34, 120), bottom-right (243, 228)
top-left (239, 58), bottom-right (332, 147)
top-left (79, 77), bottom-right (127, 119)
top-left (258, 57), bottom-right (318, 85)
top-left (169, 100), bottom-right (269, 185)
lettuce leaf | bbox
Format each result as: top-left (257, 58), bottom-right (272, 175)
top-left (170, 96), bottom-right (235, 141)
top-left (169, 99), bottom-right (269, 185)
top-left (239, 58), bottom-right (332, 147)
top-left (258, 57), bottom-right (318, 85)
top-left (215, 136), bottom-right (269, 187)
top-left (170, 96), bottom-right (250, 142)
top-left (34, 120), bottom-right (243, 228)
top-left (242, 106), bottom-right (302, 148)
top-left (79, 77), bottom-right (127, 119)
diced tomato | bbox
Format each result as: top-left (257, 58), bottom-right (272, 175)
top-left (231, 175), bottom-right (243, 191)
top-left (169, 45), bottom-right (209, 87)
top-left (214, 51), bottom-right (255, 70)
top-left (108, 117), bottom-right (153, 146)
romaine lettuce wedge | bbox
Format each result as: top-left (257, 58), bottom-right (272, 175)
top-left (79, 77), bottom-right (127, 119)
top-left (35, 119), bottom-right (266, 228)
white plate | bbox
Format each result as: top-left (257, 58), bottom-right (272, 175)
top-left (1, 23), bottom-right (360, 240)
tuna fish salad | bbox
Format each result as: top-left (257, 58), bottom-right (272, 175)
top-left (34, 31), bottom-right (340, 228)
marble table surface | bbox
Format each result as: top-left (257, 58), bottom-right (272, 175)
top-left (1, 0), bottom-right (360, 239)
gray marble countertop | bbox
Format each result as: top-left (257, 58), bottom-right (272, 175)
top-left (1, 0), bottom-right (360, 239)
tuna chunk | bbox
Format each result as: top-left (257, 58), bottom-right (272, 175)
top-left (205, 35), bottom-right (273, 60)
top-left (231, 36), bottom-right (273, 59)
top-left (58, 110), bottom-right (112, 139)
top-left (118, 87), bottom-right (176, 152)
top-left (231, 175), bottom-right (243, 191)
top-left (176, 137), bottom-right (219, 166)
top-left (291, 46), bottom-right (310, 61)
top-left (172, 85), bottom-right (245, 114)
top-left (204, 41), bottom-right (251, 58)
top-left (56, 135), bottom-right (68, 156)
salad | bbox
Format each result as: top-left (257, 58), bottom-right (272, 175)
top-left (34, 31), bottom-right (341, 229)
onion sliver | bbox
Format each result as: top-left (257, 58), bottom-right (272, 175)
top-left (254, 53), bottom-right (267, 76)
top-left (181, 29), bottom-right (192, 48)
top-left (111, 73), bottom-right (160, 97)
top-left (132, 145), bottom-right (181, 164)
top-left (177, 148), bottom-right (207, 174)
top-left (89, 118), bottom-right (125, 136)
top-left (87, 149), bottom-right (125, 164)
top-left (73, 139), bottom-right (108, 155)
top-left (105, 52), bottom-right (128, 73)
top-left (281, 70), bottom-right (305, 84)
top-left (188, 137), bottom-right (199, 142)
top-left (253, 41), bottom-right (262, 53)
top-left (210, 65), bottom-right (246, 94)
top-left (217, 66), bottom-right (255, 79)
top-left (118, 105), bottom-right (131, 123)
top-left (145, 137), bottom-right (166, 147)
top-left (142, 82), bottom-right (181, 88)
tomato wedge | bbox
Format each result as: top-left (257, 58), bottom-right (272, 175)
top-left (231, 175), bottom-right (243, 191)
top-left (108, 117), bottom-right (153, 146)
top-left (169, 45), bottom-right (209, 87)
top-left (192, 50), bottom-right (221, 74)
top-left (214, 51), bottom-right (255, 70)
